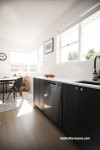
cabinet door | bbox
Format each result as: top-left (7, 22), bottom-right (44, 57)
top-left (44, 81), bottom-right (62, 128)
top-left (34, 78), bottom-right (40, 107)
top-left (85, 87), bottom-right (100, 139)
top-left (39, 79), bottom-right (44, 110)
top-left (63, 84), bottom-right (80, 136)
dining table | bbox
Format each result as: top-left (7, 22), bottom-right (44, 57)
top-left (0, 77), bottom-right (18, 103)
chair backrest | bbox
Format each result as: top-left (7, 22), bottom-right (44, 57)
top-left (14, 77), bottom-right (23, 89)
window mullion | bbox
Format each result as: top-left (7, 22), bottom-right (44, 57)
top-left (79, 22), bottom-right (83, 61)
top-left (37, 48), bottom-right (39, 72)
top-left (59, 34), bottom-right (61, 63)
top-left (62, 41), bottom-right (78, 48)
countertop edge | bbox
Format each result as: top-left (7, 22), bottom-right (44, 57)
top-left (33, 76), bottom-right (100, 90)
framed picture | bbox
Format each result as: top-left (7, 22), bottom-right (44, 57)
top-left (44, 38), bottom-right (54, 54)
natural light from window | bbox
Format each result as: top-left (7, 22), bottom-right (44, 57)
top-left (29, 45), bottom-right (43, 72)
top-left (58, 10), bottom-right (100, 63)
top-left (17, 100), bottom-right (33, 117)
top-left (10, 44), bottom-right (44, 73)
top-left (61, 25), bottom-right (79, 62)
top-left (29, 49), bottom-right (38, 72)
top-left (10, 52), bottom-right (28, 73)
top-left (82, 11), bottom-right (100, 60)
top-left (38, 45), bottom-right (43, 72)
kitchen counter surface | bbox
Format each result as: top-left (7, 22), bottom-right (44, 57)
top-left (33, 76), bottom-right (100, 90)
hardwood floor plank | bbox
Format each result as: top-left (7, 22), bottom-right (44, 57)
top-left (17, 111), bottom-right (41, 150)
top-left (9, 138), bottom-right (29, 150)
top-left (5, 109), bottom-right (29, 150)
top-left (0, 112), bottom-right (10, 150)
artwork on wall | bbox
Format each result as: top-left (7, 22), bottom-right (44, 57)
top-left (44, 38), bottom-right (54, 54)
top-left (0, 53), bottom-right (7, 61)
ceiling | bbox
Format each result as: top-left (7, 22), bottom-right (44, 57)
top-left (0, 0), bottom-right (77, 47)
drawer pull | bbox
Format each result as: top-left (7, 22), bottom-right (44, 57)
top-left (80, 88), bottom-right (83, 91)
top-left (75, 87), bottom-right (78, 90)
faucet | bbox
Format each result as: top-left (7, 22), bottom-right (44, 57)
top-left (93, 55), bottom-right (100, 81)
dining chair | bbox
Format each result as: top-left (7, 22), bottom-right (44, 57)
top-left (7, 77), bottom-right (23, 102)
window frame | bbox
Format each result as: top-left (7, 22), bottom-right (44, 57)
top-left (60, 24), bottom-right (79, 63)
top-left (57, 5), bottom-right (100, 64)
top-left (29, 44), bottom-right (44, 73)
top-left (10, 44), bottom-right (44, 73)
top-left (10, 51), bottom-right (29, 73)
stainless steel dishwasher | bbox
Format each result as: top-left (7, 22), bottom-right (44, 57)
top-left (44, 80), bottom-right (62, 128)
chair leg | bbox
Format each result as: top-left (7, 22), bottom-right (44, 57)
top-left (13, 92), bottom-right (15, 102)
top-left (13, 90), bottom-right (16, 102)
top-left (19, 88), bottom-right (23, 98)
top-left (7, 89), bottom-right (12, 100)
top-left (0, 95), bottom-right (2, 101)
top-left (16, 92), bottom-right (17, 97)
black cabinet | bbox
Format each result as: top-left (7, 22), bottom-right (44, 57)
top-left (84, 87), bottom-right (100, 139)
top-left (63, 83), bottom-right (100, 139)
top-left (33, 78), bottom-right (63, 128)
top-left (39, 79), bottom-right (44, 110)
top-left (33, 78), bottom-right (44, 110)
top-left (34, 78), bottom-right (100, 144)
top-left (63, 84), bottom-right (81, 136)
top-left (44, 80), bottom-right (62, 128)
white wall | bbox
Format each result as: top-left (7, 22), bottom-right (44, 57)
top-left (0, 48), bottom-right (10, 77)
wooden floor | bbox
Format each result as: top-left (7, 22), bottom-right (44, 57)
top-left (0, 104), bottom-right (80, 150)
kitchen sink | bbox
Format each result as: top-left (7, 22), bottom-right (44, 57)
top-left (76, 80), bottom-right (100, 86)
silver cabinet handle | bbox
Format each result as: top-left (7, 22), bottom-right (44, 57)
top-left (80, 88), bottom-right (83, 91)
top-left (75, 87), bottom-right (78, 90)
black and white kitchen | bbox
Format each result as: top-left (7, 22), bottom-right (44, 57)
top-left (0, 0), bottom-right (100, 150)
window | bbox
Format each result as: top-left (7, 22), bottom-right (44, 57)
top-left (38, 45), bottom-right (43, 72)
top-left (29, 45), bottom-right (44, 72)
top-left (82, 11), bottom-right (100, 60)
top-left (58, 10), bottom-right (100, 63)
top-left (29, 49), bottom-right (38, 72)
top-left (10, 44), bottom-right (44, 73)
top-left (10, 52), bottom-right (28, 73)
top-left (61, 25), bottom-right (79, 62)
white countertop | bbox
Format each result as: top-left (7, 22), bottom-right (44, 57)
top-left (0, 77), bottom-right (18, 81)
top-left (33, 76), bottom-right (100, 90)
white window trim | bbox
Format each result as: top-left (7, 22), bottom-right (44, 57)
top-left (59, 25), bottom-right (79, 63)
top-left (62, 41), bottom-right (78, 48)
top-left (59, 34), bottom-right (61, 64)
top-left (38, 44), bottom-right (44, 73)
top-left (79, 22), bottom-right (83, 61)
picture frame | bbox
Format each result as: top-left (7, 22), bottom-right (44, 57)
top-left (44, 38), bottom-right (54, 54)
